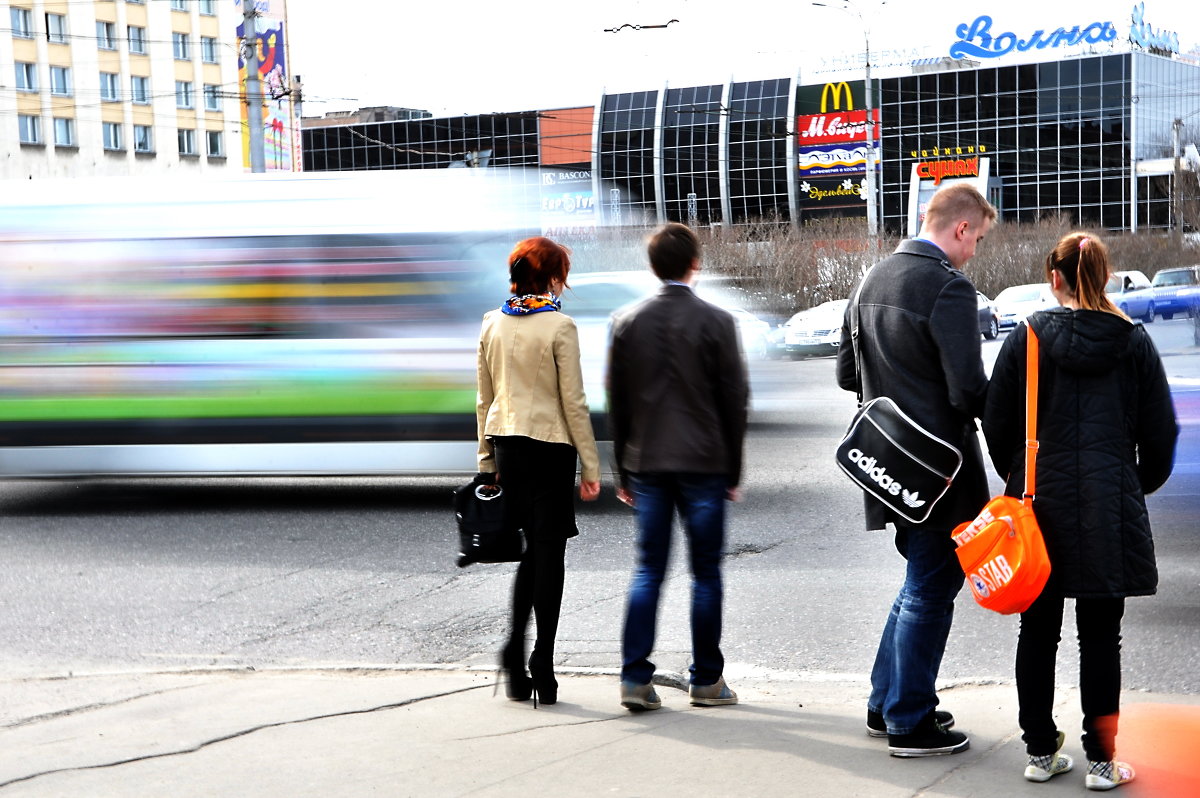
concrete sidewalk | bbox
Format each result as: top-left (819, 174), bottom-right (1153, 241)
top-left (1, 667), bottom-right (1197, 797)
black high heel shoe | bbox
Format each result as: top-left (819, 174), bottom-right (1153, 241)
top-left (498, 648), bottom-right (533, 702)
top-left (528, 653), bottom-right (557, 707)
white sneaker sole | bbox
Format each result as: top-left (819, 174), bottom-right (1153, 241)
top-left (1024, 754), bottom-right (1074, 782)
top-left (889, 739), bottom-right (970, 757)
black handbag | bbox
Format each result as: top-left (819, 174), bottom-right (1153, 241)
top-left (836, 397), bottom-right (962, 523)
top-left (453, 479), bottom-right (524, 567)
top-left (836, 270), bottom-right (962, 523)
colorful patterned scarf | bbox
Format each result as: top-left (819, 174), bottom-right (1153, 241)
top-left (501, 292), bottom-right (561, 315)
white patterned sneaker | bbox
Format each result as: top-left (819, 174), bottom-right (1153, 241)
top-left (1086, 760), bottom-right (1135, 791)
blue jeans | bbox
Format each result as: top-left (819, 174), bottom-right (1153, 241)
top-left (867, 527), bottom-right (964, 734)
top-left (621, 473), bottom-right (728, 687)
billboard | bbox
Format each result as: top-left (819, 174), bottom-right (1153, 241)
top-left (795, 81), bottom-right (879, 210)
top-left (236, 0), bottom-right (299, 171)
top-left (907, 157), bottom-right (991, 237)
top-left (540, 168), bottom-right (595, 236)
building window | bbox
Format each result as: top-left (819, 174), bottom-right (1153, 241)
top-left (103, 122), bottom-right (123, 151)
top-left (178, 128), bottom-right (197, 155)
top-left (203, 84), bottom-right (221, 111)
top-left (10, 7), bottom-right (34, 38)
top-left (134, 124), bottom-right (153, 153)
top-left (172, 32), bottom-right (190, 60)
top-left (128, 26), bottom-right (146, 54)
top-left (127, 0), bottom-right (144, 4)
top-left (50, 66), bottom-right (72, 97)
top-left (199, 0), bottom-right (216, 16)
top-left (54, 117), bottom-right (75, 147)
top-left (206, 130), bottom-right (223, 157)
top-left (100, 72), bottom-right (121, 102)
top-left (15, 62), bottom-right (37, 92)
top-left (170, 0), bottom-right (188, 11)
top-left (176, 80), bottom-right (194, 109)
top-left (18, 114), bottom-right (41, 144)
top-left (131, 75), bottom-right (150, 104)
top-left (96, 20), bottom-right (116, 50)
top-left (201, 36), bottom-right (219, 64)
top-left (46, 13), bottom-right (68, 44)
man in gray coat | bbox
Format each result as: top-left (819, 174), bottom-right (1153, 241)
top-left (836, 183), bottom-right (996, 757)
top-left (608, 222), bottom-right (749, 711)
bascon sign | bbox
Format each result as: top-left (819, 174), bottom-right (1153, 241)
top-left (915, 157), bottom-right (980, 185)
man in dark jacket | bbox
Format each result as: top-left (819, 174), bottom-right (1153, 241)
top-left (836, 183), bottom-right (996, 756)
top-left (609, 222), bottom-right (749, 712)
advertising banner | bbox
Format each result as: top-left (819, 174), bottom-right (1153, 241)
top-left (236, 0), bottom-right (297, 171)
top-left (540, 167), bottom-right (595, 236)
top-left (795, 176), bottom-right (867, 208)
top-left (796, 80), bottom-right (880, 183)
top-left (907, 157), bottom-right (991, 236)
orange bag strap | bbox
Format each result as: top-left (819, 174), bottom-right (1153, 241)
top-left (1023, 325), bottom-right (1040, 506)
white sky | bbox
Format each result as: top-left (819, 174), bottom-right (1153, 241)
top-left (284, 0), bottom-right (1195, 118)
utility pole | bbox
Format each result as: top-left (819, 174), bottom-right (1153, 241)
top-left (243, 4), bottom-right (265, 173)
top-left (1173, 118), bottom-right (1182, 247)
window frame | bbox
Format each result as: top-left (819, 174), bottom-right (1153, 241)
top-left (199, 0), bottom-right (217, 16)
top-left (53, 117), bottom-right (76, 147)
top-left (177, 127), bottom-right (197, 156)
top-left (133, 124), bottom-right (154, 154)
top-left (201, 36), bottom-right (219, 64)
top-left (10, 7), bottom-right (34, 39)
top-left (128, 25), bottom-right (146, 54)
top-left (18, 114), bottom-right (42, 144)
top-left (206, 129), bottom-right (224, 157)
top-left (172, 32), bottom-right (190, 61)
top-left (96, 20), bottom-right (116, 50)
top-left (15, 62), bottom-right (37, 92)
top-left (100, 72), bottom-right (121, 102)
top-left (175, 80), bottom-right (194, 109)
top-left (102, 121), bottom-right (124, 151)
top-left (49, 65), bottom-right (72, 97)
top-left (170, 0), bottom-right (188, 11)
top-left (203, 84), bottom-right (221, 112)
top-left (130, 75), bottom-right (151, 105)
top-left (46, 12), bottom-right (68, 44)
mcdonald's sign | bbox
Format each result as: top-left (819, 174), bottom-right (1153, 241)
top-left (820, 82), bottom-right (854, 113)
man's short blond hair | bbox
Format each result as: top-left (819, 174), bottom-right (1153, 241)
top-left (923, 183), bottom-right (997, 233)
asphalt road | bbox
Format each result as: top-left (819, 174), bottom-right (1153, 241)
top-left (0, 320), bottom-right (1196, 697)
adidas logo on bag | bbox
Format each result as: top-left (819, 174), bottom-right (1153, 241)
top-left (846, 448), bottom-right (922, 506)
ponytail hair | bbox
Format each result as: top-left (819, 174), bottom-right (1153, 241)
top-left (508, 236), bottom-right (571, 295)
top-left (1043, 232), bottom-right (1127, 319)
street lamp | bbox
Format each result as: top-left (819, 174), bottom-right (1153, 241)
top-left (812, 1), bottom-right (881, 236)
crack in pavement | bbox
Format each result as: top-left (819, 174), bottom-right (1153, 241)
top-left (911, 726), bottom-right (1023, 798)
top-left (1, 683), bottom-right (204, 730)
top-left (0, 683), bottom-right (490, 792)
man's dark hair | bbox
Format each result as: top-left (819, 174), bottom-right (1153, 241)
top-left (647, 223), bottom-right (700, 281)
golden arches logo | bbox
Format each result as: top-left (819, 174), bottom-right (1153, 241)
top-left (820, 82), bottom-right (854, 113)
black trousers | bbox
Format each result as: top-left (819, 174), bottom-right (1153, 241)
top-left (493, 436), bottom-right (577, 664)
top-left (1016, 588), bottom-right (1126, 760)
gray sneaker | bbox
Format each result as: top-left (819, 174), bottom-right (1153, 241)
top-left (620, 681), bottom-right (662, 711)
top-left (689, 676), bottom-right (738, 706)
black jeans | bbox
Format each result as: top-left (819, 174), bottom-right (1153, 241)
top-left (1016, 589), bottom-right (1125, 760)
top-left (494, 436), bottom-right (577, 665)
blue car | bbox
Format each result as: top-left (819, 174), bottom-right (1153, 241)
top-left (1149, 266), bottom-right (1200, 320)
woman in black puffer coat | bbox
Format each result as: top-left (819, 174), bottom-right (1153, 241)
top-left (983, 232), bottom-right (1178, 791)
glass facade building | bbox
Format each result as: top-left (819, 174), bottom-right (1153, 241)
top-left (302, 51), bottom-right (1200, 233)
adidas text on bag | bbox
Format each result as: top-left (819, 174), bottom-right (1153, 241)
top-left (836, 396), bottom-right (963, 524)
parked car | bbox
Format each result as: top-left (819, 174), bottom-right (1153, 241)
top-left (977, 291), bottom-right (999, 339)
top-left (993, 283), bottom-right (1056, 330)
top-left (1105, 269), bottom-right (1154, 322)
top-left (781, 299), bottom-right (849, 358)
top-left (1148, 265), bottom-right (1200, 320)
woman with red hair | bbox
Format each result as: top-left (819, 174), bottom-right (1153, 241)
top-left (476, 236), bottom-right (601, 705)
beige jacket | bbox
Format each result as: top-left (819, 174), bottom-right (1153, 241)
top-left (476, 308), bottom-right (600, 482)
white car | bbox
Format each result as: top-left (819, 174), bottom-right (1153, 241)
top-left (993, 283), bottom-right (1056, 330)
top-left (781, 299), bottom-right (850, 358)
